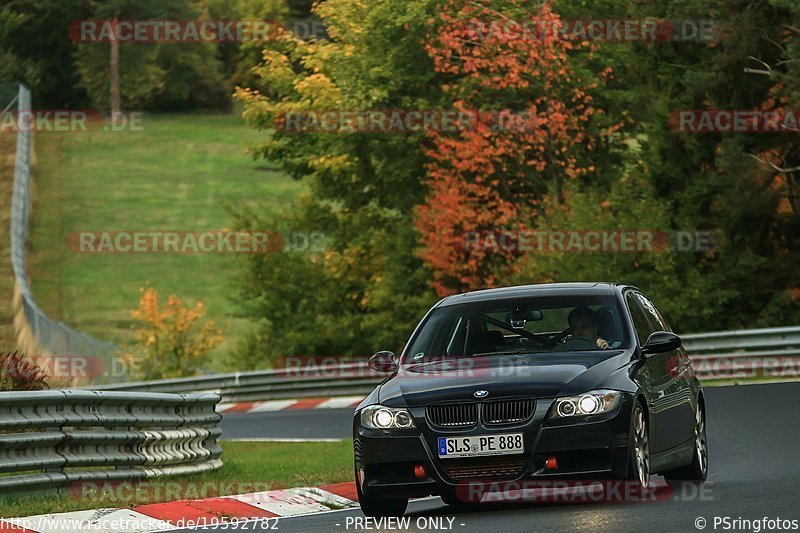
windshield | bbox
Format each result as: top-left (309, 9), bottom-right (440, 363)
top-left (402, 295), bottom-right (630, 363)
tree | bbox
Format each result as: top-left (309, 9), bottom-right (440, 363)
top-left (0, 0), bottom-right (81, 105)
top-left (233, 0), bottom-right (800, 360)
top-left (233, 0), bottom-right (442, 363)
top-left (128, 288), bottom-right (223, 380)
top-left (416, 0), bottom-right (612, 296)
top-left (517, 0), bottom-right (800, 332)
top-left (203, 0), bottom-right (288, 90)
top-left (75, 0), bottom-right (232, 111)
top-left (619, 0), bottom-right (800, 330)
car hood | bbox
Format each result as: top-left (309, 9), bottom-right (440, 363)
top-left (378, 351), bottom-right (632, 407)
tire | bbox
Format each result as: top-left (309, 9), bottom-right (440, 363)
top-left (664, 402), bottom-right (708, 483)
top-left (440, 489), bottom-right (466, 507)
top-left (625, 401), bottom-right (651, 490)
top-left (356, 470), bottom-right (408, 517)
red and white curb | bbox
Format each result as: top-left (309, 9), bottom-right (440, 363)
top-left (0, 483), bottom-right (359, 532)
top-left (216, 396), bottom-right (365, 414)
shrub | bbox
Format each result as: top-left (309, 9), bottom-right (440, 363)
top-left (127, 288), bottom-right (223, 380)
top-left (0, 352), bottom-right (48, 391)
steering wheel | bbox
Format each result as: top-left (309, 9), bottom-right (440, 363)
top-left (517, 335), bottom-right (548, 349)
top-left (537, 328), bottom-right (571, 349)
top-left (558, 337), bottom-right (599, 351)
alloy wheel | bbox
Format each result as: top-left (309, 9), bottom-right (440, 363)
top-left (633, 406), bottom-right (650, 488)
top-left (695, 406), bottom-right (708, 476)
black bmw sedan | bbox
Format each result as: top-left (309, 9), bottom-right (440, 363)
top-left (353, 282), bottom-right (708, 516)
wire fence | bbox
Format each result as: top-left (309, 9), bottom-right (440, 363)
top-left (6, 83), bottom-right (118, 374)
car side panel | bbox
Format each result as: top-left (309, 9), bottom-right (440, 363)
top-left (624, 289), bottom-right (697, 452)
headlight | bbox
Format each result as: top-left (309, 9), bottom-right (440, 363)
top-left (550, 390), bottom-right (622, 419)
top-left (360, 405), bottom-right (416, 429)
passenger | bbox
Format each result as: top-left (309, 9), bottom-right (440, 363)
top-left (567, 306), bottom-right (610, 349)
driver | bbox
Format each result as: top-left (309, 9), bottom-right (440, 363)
top-left (567, 306), bottom-right (610, 349)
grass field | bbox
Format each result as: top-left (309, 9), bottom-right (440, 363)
top-left (26, 113), bottom-right (305, 371)
top-left (0, 440), bottom-right (353, 517)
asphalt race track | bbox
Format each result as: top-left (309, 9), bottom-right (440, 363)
top-left (221, 408), bottom-right (352, 439)
top-left (207, 382), bottom-right (800, 533)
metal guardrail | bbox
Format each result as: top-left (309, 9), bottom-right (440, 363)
top-left (91, 362), bottom-right (383, 403)
top-left (89, 326), bottom-right (800, 402)
top-left (682, 326), bottom-right (800, 379)
top-left (7, 83), bottom-right (118, 369)
top-left (0, 390), bottom-right (222, 493)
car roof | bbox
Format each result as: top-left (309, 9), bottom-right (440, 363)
top-left (438, 282), bottom-right (632, 307)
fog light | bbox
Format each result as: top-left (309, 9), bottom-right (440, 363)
top-left (414, 464), bottom-right (426, 479)
top-left (545, 456), bottom-right (558, 470)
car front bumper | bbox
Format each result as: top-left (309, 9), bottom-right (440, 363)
top-left (353, 394), bottom-right (635, 500)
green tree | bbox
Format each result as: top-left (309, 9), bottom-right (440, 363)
top-left (74, 0), bottom-right (232, 111)
top-left (0, 0), bottom-right (86, 106)
top-left (204, 0), bottom-right (289, 90)
top-left (233, 0), bottom-right (800, 363)
top-left (522, 0), bottom-right (800, 332)
top-left (619, 0), bottom-right (800, 330)
top-left (0, 5), bottom-right (41, 87)
top-left (233, 0), bottom-right (443, 364)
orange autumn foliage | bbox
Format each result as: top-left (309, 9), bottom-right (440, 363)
top-left (415, 0), bottom-right (604, 297)
top-left (129, 288), bottom-right (223, 380)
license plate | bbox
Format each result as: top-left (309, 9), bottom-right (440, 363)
top-left (438, 433), bottom-right (524, 459)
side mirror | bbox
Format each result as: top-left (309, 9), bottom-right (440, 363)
top-left (369, 351), bottom-right (398, 373)
top-left (642, 331), bottom-right (681, 356)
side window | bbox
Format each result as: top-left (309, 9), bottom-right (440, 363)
top-left (635, 292), bottom-right (670, 332)
top-left (625, 292), bottom-right (656, 346)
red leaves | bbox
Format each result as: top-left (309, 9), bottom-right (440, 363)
top-left (415, 0), bottom-right (601, 296)
top-left (0, 351), bottom-right (48, 391)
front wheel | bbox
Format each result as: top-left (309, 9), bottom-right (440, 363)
top-left (664, 402), bottom-right (708, 483)
top-left (626, 401), bottom-right (650, 489)
top-left (356, 470), bottom-right (408, 517)
top-left (440, 489), bottom-right (470, 507)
